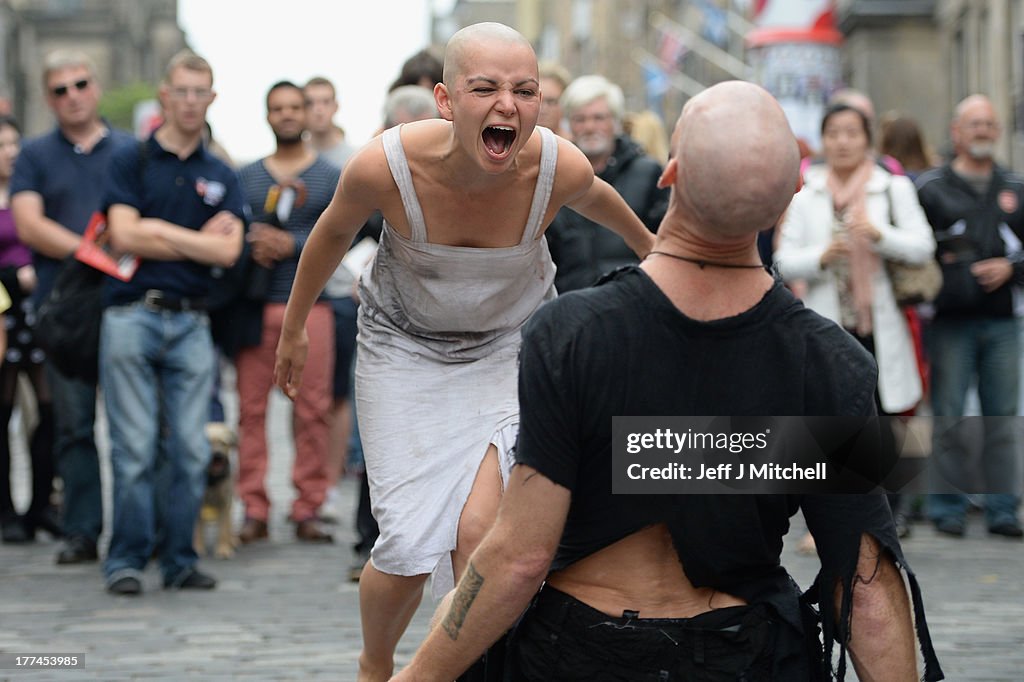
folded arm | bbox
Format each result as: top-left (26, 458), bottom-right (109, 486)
top-left (11, 192), bottom-right (82, 259)
top-left (106, 205), bottom-right (243, 268)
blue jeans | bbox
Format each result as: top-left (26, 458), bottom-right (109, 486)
top-left (45, 363), bottom-right (102, 544)
top-left (100, 304), bottom-right (214, 585)
top-left (928, 317), bottom-right (1022, 527)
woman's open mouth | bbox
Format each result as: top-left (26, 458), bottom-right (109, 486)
top-left (482, 125), bottom-right (516, 158)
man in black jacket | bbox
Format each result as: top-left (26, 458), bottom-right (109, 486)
top-left (545, 75), bottom-right (667, 292)
top-left (916, 94), bottom-right (1024, 539)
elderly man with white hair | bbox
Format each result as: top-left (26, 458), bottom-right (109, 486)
top-left (545, 74), bottom-right (668, 292)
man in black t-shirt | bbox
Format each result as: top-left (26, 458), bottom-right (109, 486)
top-left (395, 82), bottom-right (941, 681)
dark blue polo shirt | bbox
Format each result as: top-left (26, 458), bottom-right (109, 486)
top-left (10, 126), bottom-right (135, 304)
top-left (102, 132), bottom-right (245, 307)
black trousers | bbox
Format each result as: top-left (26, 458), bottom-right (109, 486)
top-left (504, 586), bottom-right (777, 681)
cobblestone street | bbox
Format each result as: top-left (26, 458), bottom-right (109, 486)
top-left (1, 393), bottom-right (1022, 680)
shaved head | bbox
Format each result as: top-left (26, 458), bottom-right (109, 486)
top-left (951, 93), bottom-right (1000, 162)
top-left (443, 22), bottom-right (535, 85)
top-left (954, 94), bottom-right (996, 125)
top-left (672, 81), bottom-right (800, 238)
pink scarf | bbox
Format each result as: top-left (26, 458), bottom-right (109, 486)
top-left (827, 159), bottom-right (877, 336)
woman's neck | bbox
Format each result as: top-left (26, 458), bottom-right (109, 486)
top-left (831, 167), bottom-right (852, 183)
top-left (829, 162), bottom-right (862, 184)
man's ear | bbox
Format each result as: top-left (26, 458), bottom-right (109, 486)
top-left (657, 158), bottom-right (678, 189)
top-left (434, 82), bottom-right (453, 122)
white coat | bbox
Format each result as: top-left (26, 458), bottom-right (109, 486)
top-left (775, 165), bottom-right (936, 413)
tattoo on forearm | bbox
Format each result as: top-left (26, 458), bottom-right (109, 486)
top-left (441, 562), bottom-right (485, 641)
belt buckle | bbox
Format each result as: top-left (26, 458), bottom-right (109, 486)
top-left (143, 290), bottom-right (164, 311)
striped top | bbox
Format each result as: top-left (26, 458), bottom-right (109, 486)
top-left (238, 157), bottom-right (340, 303)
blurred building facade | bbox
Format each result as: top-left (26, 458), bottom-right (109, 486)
top-left (839, 0), bottom-right (1024, 169)
top-left (0, 0), bottom-right (186, 136)
top-left (436, 0), bottom-right (1024, 170)
top-left (435, 0), bottom-right (751, 132)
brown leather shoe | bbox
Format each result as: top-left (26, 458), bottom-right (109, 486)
top-left (295, 518), bottom-right (334, 543)
top-left (238, 518), bottom-right (268, 544)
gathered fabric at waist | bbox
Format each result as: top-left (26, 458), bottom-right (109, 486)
top-left (358, 301), bottom-right (527, 363)
top-left (357, 224), bottom-right (556, 359)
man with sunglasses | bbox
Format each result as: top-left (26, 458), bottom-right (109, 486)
top-left (11, 51), bottom-right (135, 566)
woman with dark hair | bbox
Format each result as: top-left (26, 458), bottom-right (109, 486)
top-left (775, 104), bottom-right (937, 543)
top-left (388, 48), bottom-right (444, 92)
top-left (880, 112), bottom-right (940, 182)
top-left (0, 115), bottom-right (58, 543)
top-left (777, 103), bottom-right (935, 413)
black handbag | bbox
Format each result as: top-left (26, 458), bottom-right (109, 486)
top-left (34, 256), bottom-right (105, 384)
top-left (33, 139), bottom-right (151, 384)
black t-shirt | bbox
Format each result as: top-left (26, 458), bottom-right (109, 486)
top-left (516, 266), bottom-right (942, 681)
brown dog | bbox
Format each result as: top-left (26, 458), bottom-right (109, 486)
top-left (194, 422), bottom-right (238, 559)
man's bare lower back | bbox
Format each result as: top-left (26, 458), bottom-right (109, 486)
top-left (546, 524), bottom-right (747, 618)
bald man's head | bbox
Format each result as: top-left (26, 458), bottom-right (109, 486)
top-left (951, 94), bottom-right (1000, 161)
top-left (954, 94), bottom-right (995, 124)
top-left (443, 23), bottom-right (535, 86)
top-left (670, 81), bottom-right (799, 239)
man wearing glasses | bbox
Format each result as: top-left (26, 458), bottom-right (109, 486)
top-left (99, 50), bottom-right (244, 595)
top-left (11, 51), bottom-right (135, 566)
top-left (917, 94), bottom-right (1024, 539)
top-left (544, 74), bottom-right (667, 293)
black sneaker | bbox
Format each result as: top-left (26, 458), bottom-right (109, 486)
top-left (56, 536), bottom-right (98, 564)
top-left (25, 505), bottom-right (63, 539)
top-left (989, 523), bottom-right (1024, 539)
top-left (165, 569), bottom-right (217, 590)
top-left (934, 517), bottom-right (965, 538)
top-left (107, 576), bottom-right (142, 596)
top-left (1, 514), bottom-right (31, 544)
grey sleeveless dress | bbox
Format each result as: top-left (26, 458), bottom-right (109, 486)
top-left (355, 125), bottom-right (558, 597)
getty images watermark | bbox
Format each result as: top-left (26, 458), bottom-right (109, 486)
top-left (612, 416), bottom-right (1023, 495)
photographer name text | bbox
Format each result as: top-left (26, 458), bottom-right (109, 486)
top-left (626, 461), bottom-right (827, 481)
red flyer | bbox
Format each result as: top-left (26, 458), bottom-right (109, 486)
top-left (74, 211), bottom-right (140, 282)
